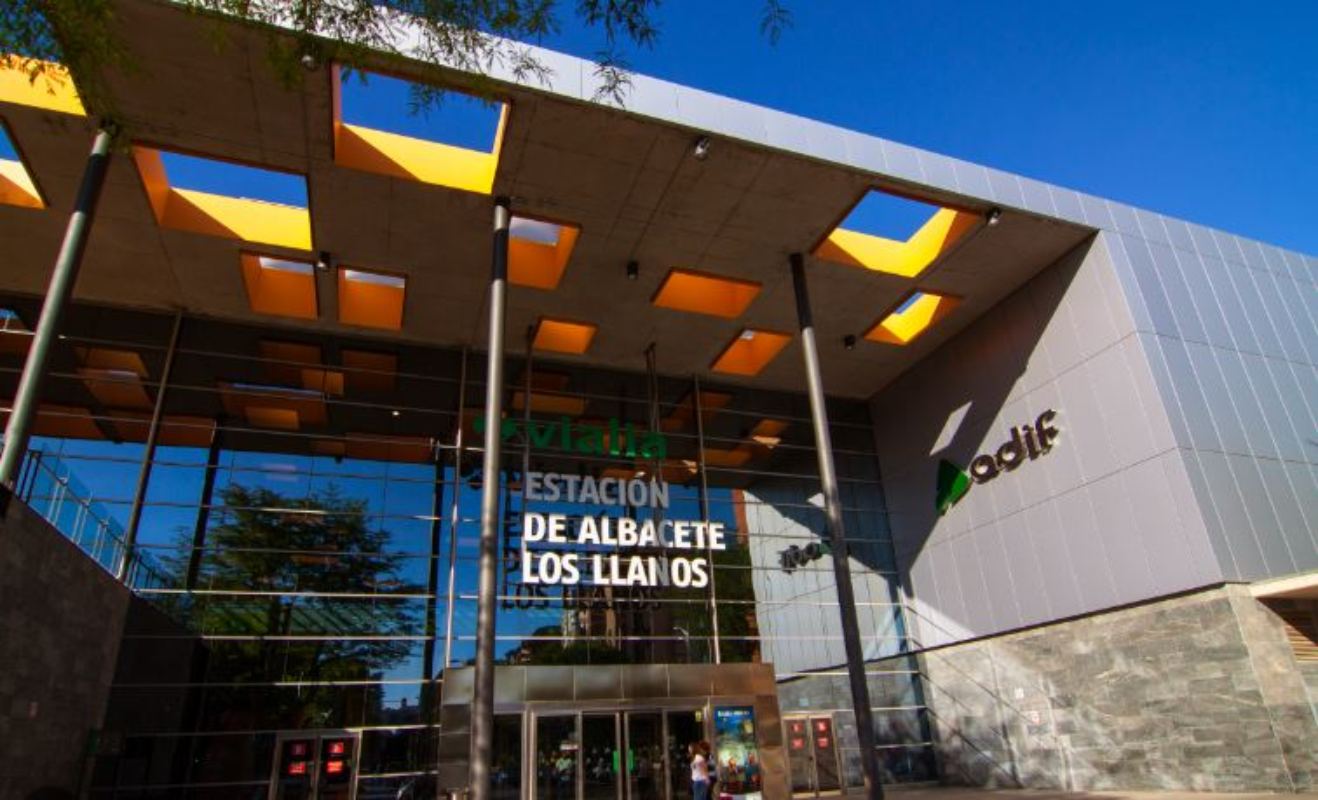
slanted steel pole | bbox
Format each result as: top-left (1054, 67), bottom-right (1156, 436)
top-left (0, 125), bottom-right (115, 494)
top-left (790, 253), bottom-right (885, 800)
top-left (118, 309), bottom-right (184, 582)
top-left (470, 196), bottom-right (511, 800)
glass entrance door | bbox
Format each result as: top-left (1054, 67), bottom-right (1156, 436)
top-left (625, 713), bottom-right (664, 800)
top-left (582, 714), bottom-right (621, 800)
top-left (536, 715), bottom-right (579, 800)
top-left (664, 710), bottom-right (703, 800)
top-left (533, 709), bottom-right (708, 800)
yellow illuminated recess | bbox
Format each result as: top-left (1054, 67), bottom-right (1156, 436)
top-left (814, 191), bottom-right (980, 278)
top-left (533, 318), bottom-right (597, 355)
top-left (133, 147), bottom-right (312, 250)
top-left (331, 68), bottom-right (507, 195)
top-left (652, 269), bottom-right (760, 319)
top-left (509, 215), bottom-right (580, 290)
top-left (339, 268), bottom-right (406, 331)
top-left (866, 291), bottom-right (960, 345)
top-left (0, 56), bottom-right (85, 115)
top-left (711, 329), bottom-right (791, 377)
top-left (241, 254), bottom-right (318, 320)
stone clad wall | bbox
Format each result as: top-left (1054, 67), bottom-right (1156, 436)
top-left (0, 495), bottom-right (133, 799)
top-left (918, 584), bottom-right (1316, 791)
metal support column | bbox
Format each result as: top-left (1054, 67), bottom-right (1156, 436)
top-left (790, 253), bottom-right (885, 800)
top-left (0, 125), bottom-right (116, 495)
top-left (184, 418), bottom-right (224, 592)
top-left (690, 375), bottom-right (721, 664)
top-left (470, 197), bottom-right (511, 800)
top-left (118, 309), bottom-right (184, 582)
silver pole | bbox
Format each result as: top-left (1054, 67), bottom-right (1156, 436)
top-left (790, 253), bottom-right (885, 800)
top-left (0, 125), bottom-right (116, 492)
top-left (118, 309), bottom-right (184, 582)
top-left (470, 197), bottom-right (511, 800)
top-left (691, 375), bottom-right (721, 664)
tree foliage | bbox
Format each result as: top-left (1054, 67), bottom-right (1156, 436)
top-left (2, 0), bottom-right (790, 119)
top-left (169, 483), bottom-right (422, 729)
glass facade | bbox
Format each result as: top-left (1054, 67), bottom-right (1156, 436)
top-left (0, 296), bottom-right (934, 797)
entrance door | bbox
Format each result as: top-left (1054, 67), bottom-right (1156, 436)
top-left (582, 713), bottom-right (621, 800)
top-left (785, 716), bottom-right (841, 796)
top-left (665, 710), bottom-right (703, 800)
top-left (535, 715), bottom-right (579, 800)
top-left (625, 712), bottom-right (664, 800)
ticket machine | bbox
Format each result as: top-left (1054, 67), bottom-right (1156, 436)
top-left (270, 730), bottom-right (360, 800)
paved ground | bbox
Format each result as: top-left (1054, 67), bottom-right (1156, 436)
top-left (839, 788), bottom-right (1318, 800)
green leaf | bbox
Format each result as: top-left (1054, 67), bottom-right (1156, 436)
top-left (935, 458), bottom-right (971, 515)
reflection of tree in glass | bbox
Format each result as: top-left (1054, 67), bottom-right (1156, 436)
top-left (502, 625), bottom-right (629, 666)
top-left (170, 484), bottom-right (422, 728)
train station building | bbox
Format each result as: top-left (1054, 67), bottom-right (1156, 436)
top-left (0, 2), bottom-right (1314, 797)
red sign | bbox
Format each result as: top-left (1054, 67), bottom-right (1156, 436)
top-left (325, 759), bottom-right (345, 775)
top-left (287, 760), bottom-right (307, 776)
top-left (327, 740), bottom-right (346, 756)
top-left (289, 741), bottom-right (309, 757)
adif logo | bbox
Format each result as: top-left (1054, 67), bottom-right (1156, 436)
top-left (936, 410), bottom-right (1060, 515)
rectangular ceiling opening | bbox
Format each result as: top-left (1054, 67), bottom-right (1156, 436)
top-left (332, 66), bottom-right (506, 195)
top-left (240, 253), bottom-right (318, 320)
top-left (338, 267), bottom-right (406, 330)
top-left (0, 307), bottom-right (29, 355)
top-left (711, 329), bottom-right (791, 376)
top-left (844, 190), bottom-right (941, 241)
top-left (866, 290), bottom-right (960, 345)
top-left (509, 215), bottom-right (580, 290)
top-left (533, 318), bottom-right (597, 355)
top-left (133, 146), bottom-right (312, 250)
top-left (652, 269), bottom-right (761, 319)
top-left (0, 56), bottom-right (84, 115)
top-left (0, 121), bottom-right (43, 209)
top-left (814, 188), bottom-right (980, 278)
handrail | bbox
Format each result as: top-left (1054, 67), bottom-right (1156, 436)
top-left (15, 449), bottom-right (174, 591)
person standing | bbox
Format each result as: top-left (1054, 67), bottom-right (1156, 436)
top-left (689, 741), bottom-right (711, 800)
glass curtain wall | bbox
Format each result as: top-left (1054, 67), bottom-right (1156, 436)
top-left (0, 295), bottom-right (934, 796)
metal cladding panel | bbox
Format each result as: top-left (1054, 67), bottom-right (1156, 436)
top-left (870, 234), bottom-right (1226, 647)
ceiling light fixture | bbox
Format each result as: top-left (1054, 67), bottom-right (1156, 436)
top-left (986, 207), bottom-right (1002, 226)
top-left (844, 334), bottom-right (856, 350)
top-left (316, 251), bottom-right (334, 272)
top-left (692, 136), bottom-right (711, 161)
top-left (626, 260), bottom-right (639, 280)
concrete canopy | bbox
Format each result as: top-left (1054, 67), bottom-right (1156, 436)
top-left (0, 0), bottom-right (1093, 400)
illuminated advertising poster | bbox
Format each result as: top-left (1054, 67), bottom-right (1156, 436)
top-left (713, 706), bottom-right (762, 798)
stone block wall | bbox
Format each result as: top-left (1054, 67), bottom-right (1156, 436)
top-left (918, 584), bottom-right (1316, 791)
top-left (0, 495), bottom-right (133, 799)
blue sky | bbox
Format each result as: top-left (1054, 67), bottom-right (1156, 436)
top-left (528, 0), bottom-right (1317, 256)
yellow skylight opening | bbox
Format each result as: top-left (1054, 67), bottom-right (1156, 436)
top-left (331, 67), bottom-right (507, 195)
top-left (240, 253), bottom-right (319, 320)
top-left (533, 318), bottom-right (597, 355)
top-left (711, 329), bottom-right (791, 377)
top-left (0, 56), bottom-right (85, 115)
top-left (814, 189), bottom-right (980, 278)
top-left (866, 290), bottom-right (960, 345)
top-left (509, 215), bottom-right (580, 290)
top-left (652, 269), bottom-right (761, 319)
top-left (133, 147), bottom-right (312, 250)
top-left (338, 268), bottom-right (406, 330)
